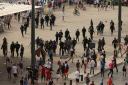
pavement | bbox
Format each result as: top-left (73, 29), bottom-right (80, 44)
top-left (0, 5), bottom-right (128, 85)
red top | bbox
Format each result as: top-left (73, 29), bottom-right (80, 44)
top-left (41, 66), bottom-right (45, 76)
top-left (107, 78), bottom-right (113, 85)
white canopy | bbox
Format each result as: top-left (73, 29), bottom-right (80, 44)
top-left (0, 3), bottom-right (41, 17)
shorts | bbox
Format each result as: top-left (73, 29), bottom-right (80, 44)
top-left (76, 79), bottom-right (79, 82)
top-left (13, 73), bottom-right (17, 78)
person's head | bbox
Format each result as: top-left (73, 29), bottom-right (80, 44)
top-left (12, 41), bottom-right (14, 44)
top-left (91, 81), bottom-right (94, 84)
top-left (77, 60), bottom-right (79, 62)
top-left (16, 41), bottom-right (18, 44)
top-left (21, 44), bottom-right (23, 47)
top-left (65, 61), bottom-right (67, 63)
top-left (87, 73), bottom-right (89, 76)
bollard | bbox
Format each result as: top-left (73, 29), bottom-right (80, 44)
top-left (81, 75), bottom-right (83, 81)
top-left (64, 82), bottom-right (66, 85)
top-left (70, 80), bottom-right (72, 85)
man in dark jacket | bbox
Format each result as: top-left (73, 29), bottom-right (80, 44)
top-left (10, 42), bottom-right (15, 57)
top-left (35, 17), bottom-right (39, 28)
top-left (20, 44), bottom-right (24, 60)
top-left (40, 17), bottom-right (44, 29)
top-left (82, 26), bottom-right (86, 39)
top-left (20, 25), bottom-right (24, 37)
top-left (75, 29), bottom-right (80, 41)
top-left (45, 14), bottom-right (49, 26)
top-left (55, 32), bottom-right (59, 44)
top-left (51, 14), bottom-right (56, 26)
top-left (65, 29), bottom-right (70, 40)
top-left (58, 30), bottom-right (63, 41)
top-left (15, 41), bottom-right (20, 57)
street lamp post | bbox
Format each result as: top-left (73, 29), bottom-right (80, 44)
top-left (31, 0), bottom-right (36, 84)
top-left (118, 0), bottom-right (122, 43)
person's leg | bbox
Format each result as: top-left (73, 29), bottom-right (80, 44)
top-left (43, 24), bottom-right (44, 29)
top-left (115, 66), bottom-right (118, 72)
top-left (16, 50), bottom-right (18, 57)
top-left (101, 69), bottom-right (103, 77)
top-left (93, 67), bottom-right (94, 74)
top-left (90, 67), bottom-right (92, 74)
top-left (41, 24), bottom-right (42, 29)
top-left (108, 69), bottom-right (111, 76)
top-left (12, 51), bottom-right (14, 57)
top-left (111, 69), bottom-right (113, 77)
top-left (125, 71), bottom-right (126, 77)
top-left (21, 31), bottom-right (24, 37)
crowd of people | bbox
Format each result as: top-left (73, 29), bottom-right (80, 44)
top-left (1, 19), bottom-right (128, 85)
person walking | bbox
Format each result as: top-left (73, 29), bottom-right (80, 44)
top-left (10, 42), bottom-right (15, 57)
top-left (112, 57), bottom-right (118, 72)
top-left (110, 20), bottom-right (115, 35)
top-left (24, 22), bottom-right (28, 34)
top-left (108, 60), bottom-right (114, 77)
top-left (12, 64), bottom-right (18, 83)
top-left (65, 29), bottom-right (70, 40)
top-left (85, 73), bottom-right (90, 85)
top-left (64, 61), bottom-right (69, 80)
top-left (45, 14), bottom-right (49, 26)
top-left (90, 59), bottom-right (95, 75)
top-left (122, 64), bottom-right (127, 77)
top-left (58, 30), bottom-right (63, 41)
top-left (75, 29), bottom-right (80, 41)
top-left (15, 41), bottom-right (20, 57)
top-left (89, 25), bottom-right (94, 40)
top-left (100, 58), bottom-right (105, 77)
top-left (20, 25), bottom-right (24, 37)
top-left (51, 14), bottom-right (56, 26)
top-left (1, 37), bottom-right (8, 57)
top-left (75, 69), bottom-right (80, 85)
top-left (55, 32), bottom-right (59, 44)
top-left (69, 48), bottom-right (75, 63)
top-left (35, 16), bottom-right (39, 28)
top-left (20, 44), bottom-right (24, 60)
top-left (83, 37), bottom-right (88, 51)
top-left (40, 17), bottom-right (44, 29)
top-left (82, 26), bottom-right (86, 39)
top-left (6, 59), bottom-right (12, 79)
top-left (76, 60), bottom-right (81, 72)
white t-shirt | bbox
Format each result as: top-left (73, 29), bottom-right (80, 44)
top-left (75, 71), bottom-right (80, 79)
top-left (90, 60), bottom-right (95, 68)
top-left (46, 61), bottom-right (51, 69)
top-left (12, 65), bottom-right (18, 74)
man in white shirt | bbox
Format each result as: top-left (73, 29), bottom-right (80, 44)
top-left (90, 59), bottom-right (95, 75)
top-left (12, 64), bottom-right (18, 82)
top-left (75, 70), bottom-right (80, 85)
